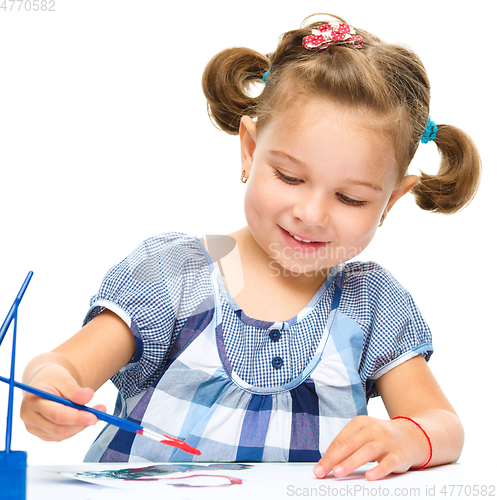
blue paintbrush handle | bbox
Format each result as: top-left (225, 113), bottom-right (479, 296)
top-left (0, 375), bottom-right (141, 434)
top-left (0, 271), bottom-right (33, 347)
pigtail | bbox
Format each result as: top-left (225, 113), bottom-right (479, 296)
top-left (413, 124), bottom-right (481, 214)
top-left (202, 47), bottom-right (269, 135)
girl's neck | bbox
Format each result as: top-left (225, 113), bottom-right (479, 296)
top-left (212, 226), bottom-right (332, 322)
top-left (228, 226), bottom-right (332, 293)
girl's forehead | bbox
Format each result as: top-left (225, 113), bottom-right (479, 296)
top-left (260, 100), bottom-right (393, 154)
top-left (265, 98), bottom-right (387, 135)
top-left (256, 99), bottom-right (399, 186)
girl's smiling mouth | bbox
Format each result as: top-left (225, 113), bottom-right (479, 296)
top-left (278, 226), bottom-right (331, 252)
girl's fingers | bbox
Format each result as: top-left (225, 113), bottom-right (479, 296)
top-left (33, 396), bottom-right (98, 427)
top-left (317, 440), bottom-right (406, 481)
top-left (20, 366), bottom-right (105, 442)
top-left (330, 441), bottom-right (384, 479)
top-left (365, 454), bottom-right (409, 481)
top-left (315, 420), bottom-right (371, 477)
top-left (21, 391), bottom-right (101, 441)
top-left (66, 386), bottom-right (95, 406)
top-left (314, 416), bottom-right (413, 480)
top-left (23, 407), bottom-right (94, 441)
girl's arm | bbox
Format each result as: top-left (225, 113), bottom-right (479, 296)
top-left (314, 354), bottom-right (464, 481)
top-left (21, 309), bottom-right (136, 441)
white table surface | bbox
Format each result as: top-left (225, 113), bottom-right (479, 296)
top-left (27, 461), bottom-right (497, 500)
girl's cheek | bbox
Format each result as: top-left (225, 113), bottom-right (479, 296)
top-left (341, 213), bottom-right (379, 248)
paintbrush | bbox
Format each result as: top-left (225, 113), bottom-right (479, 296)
top-left (0, 376), bottom-right (201, 456)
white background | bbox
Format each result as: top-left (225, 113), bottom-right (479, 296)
top-left (0, 0), bottom-right (495, 470)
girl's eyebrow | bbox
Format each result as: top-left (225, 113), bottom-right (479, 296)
top-left (269, 149), bottom-right (307, 169)
top-left (268, 150), bottom-right (383, 192)
top-left (344, 179), bottom-right (383, 191)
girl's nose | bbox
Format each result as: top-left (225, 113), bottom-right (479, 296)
top-left (292, 192), bottom-right (330, 227)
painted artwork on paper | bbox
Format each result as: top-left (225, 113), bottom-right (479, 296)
top-left (64, 463), bottom-right (253, 488)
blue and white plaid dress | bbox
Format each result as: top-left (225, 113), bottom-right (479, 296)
top-left (83, 232), bottom-right (432, 463)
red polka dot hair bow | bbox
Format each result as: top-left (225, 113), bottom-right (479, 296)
top-left (303, 22), bottom-right (363, 50)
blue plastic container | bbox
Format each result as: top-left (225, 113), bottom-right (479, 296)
top-left (0, 450), bottom-right (27, 500)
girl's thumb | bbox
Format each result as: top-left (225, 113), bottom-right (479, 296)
top-left (58, 381), bottom-right (95, 406)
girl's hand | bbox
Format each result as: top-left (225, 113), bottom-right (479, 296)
top-left (313, 415), bottom-right (431, 481)
top-left (20, 363), bottom-right (107, 442)
top-left (21, 309), bottom-right (135, 442)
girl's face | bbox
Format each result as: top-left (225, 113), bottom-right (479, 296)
top-left (240, 98), bottom-right (417, 276)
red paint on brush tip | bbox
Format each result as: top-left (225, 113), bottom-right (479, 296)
top-left (136, 428), bottom-right (201, 455)
top-left (161, 437), bottom-right (201, 455)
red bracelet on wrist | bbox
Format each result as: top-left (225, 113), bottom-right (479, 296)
top-left (392, 416), bottom-right (433, 470)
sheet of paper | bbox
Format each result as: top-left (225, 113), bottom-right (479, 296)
top-left (60, 463), bottom-right (251, 489)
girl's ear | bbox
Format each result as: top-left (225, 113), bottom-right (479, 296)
top-left (385, 175), bottom-right (419, 214)
top-left (239, 116), bottom-right (257, 179)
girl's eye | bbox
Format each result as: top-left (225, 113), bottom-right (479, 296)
top-left (274, 170), bottom-right (301, 185)
top-left (274, 170), bottom-right (365, 206)
top-left (337, 193), bottom-right (366, 207)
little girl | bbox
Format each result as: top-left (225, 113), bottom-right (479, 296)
top-left (21, 14), bottom-right (481, 481)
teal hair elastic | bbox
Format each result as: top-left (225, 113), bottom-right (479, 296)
top-left (262, 69), bottom-right (271, 83)
top-left (421, 117), bottom-right (438, 144)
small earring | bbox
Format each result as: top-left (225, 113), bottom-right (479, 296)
top-left (378, 213), bottom-right (386, 227)
top-left (241, 170), bottom-right (248, 184)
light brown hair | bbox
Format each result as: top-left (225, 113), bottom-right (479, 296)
top-left (202, 14), bottom-right (481, 214)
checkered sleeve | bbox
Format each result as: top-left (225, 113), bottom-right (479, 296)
top-left (83, 233), bottom-right (191, 398)
top-left (342, 262), bottom-right (433, 399)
